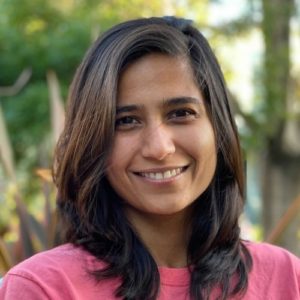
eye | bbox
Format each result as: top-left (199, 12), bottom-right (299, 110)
top-left (115, 116), bottom-right (140, 129)
top-left (168, 108), bottom-right (198, 120)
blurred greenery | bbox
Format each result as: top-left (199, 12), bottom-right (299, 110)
top-left (0, 0), bottom-right (300, 274)
top-left (0, 0), bottom-right (214, 275)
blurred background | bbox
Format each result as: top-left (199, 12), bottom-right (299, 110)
top-left (0, 0), bottom-right (300, 276)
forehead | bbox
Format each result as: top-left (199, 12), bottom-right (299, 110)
top-left (117, 54), bottom-right (201, 105)
top-left (119, 53), bottom-right (193, 83)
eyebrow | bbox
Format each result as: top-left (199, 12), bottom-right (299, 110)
top-left (116, 104), bottom-right (142, 114)
top-left (162, 97), bottom-right (201, 108)
top-left (116, 97), bottom-right (202, 114)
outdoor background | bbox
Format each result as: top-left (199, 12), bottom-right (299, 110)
top-left (0, 0), bottom-right (300, 276)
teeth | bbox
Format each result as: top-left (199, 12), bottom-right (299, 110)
top-left (164, 170), bottom-right (171, 178)
top-left (156, 173), bottom-right (163, 179)
top-left (149, 173), bottom-right (156, 179)
top-left (141, 167), bottom-right (184, 180)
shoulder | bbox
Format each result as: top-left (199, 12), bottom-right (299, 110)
top-left (0, 244), bottom-right (114, 299)
top-left (6, 243), bottom-right (92, 278)
top-left (244, 240), bottom-right (300, 266)
top-left (241, 241), bottom-right (300, 299)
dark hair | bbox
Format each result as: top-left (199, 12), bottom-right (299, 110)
top-left (54, 16), bottom-right (252, 300)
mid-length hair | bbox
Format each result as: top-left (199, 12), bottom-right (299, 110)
top-left (54, 16), bottom-right (252, 300)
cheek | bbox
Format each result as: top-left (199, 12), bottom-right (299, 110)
top-left (106, 134), bottom-right (139, 174)
top-left (179, 124), bottom-right (216, 158)
top-left (185, 126), bottom-right (217, 184)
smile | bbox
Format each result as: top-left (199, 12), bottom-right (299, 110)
top-left (136, 166), bottom-right (188, 181)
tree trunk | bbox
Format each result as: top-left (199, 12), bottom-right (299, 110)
top-left (261, 0), bottom-right (300, 254)
top-left (262, 149), bottom-right (300, 254)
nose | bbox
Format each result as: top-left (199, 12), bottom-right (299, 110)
top-left (141, 124), bottom-right (175, 160)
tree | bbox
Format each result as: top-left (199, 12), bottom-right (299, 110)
top-left (202, 0), bottom-right (300, 253)
top-left (2, 0), bottom-right (299, 255)
top-left (260, 0), bottom-right (300, 254)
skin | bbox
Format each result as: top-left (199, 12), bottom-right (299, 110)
top-left (106, 54), bottom-right (217, 267)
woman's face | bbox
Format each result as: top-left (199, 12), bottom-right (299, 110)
top-left (106, 53), bottom-right (217, 217)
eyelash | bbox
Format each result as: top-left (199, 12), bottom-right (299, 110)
top-left (115, 108), bottom-right (198, 129)
top-left (115, 116), bottom-right (140, 128)
top-left (167, 108), bottom-right (198, 120)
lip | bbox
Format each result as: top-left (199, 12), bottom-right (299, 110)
top-left (133, 165), bottom-right (189, 173)
top-left (132, 165), bottom-right (189, 183)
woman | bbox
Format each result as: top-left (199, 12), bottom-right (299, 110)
top-left (1, 16), bottom-right (299, 300)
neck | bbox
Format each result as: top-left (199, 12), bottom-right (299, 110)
top-left (125, 207), bottom-right (191, 268)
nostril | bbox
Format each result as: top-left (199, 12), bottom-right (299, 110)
top-left (141, 142), bottom-right (175, 160)
top-left (140, 125), bottom-right (176, 160)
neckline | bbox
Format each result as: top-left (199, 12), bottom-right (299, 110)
top-left (158, 266), bottom-right (190, 286)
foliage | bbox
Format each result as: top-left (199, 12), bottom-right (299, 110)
top-left (0, 178), bottom-right (59, 276)
top-left (0, 69), bottom-right (63, 275)
top-left (0, 0), bottom-right (212, 275)
top-left (1, 0), bottom-right (300, 270)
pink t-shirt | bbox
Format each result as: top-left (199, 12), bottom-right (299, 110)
top-left (0, 242), bottom-right (299, 299)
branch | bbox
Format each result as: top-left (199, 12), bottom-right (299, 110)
top-left (0, 68), bottom-right (32, 97)
top-left (228, 90), bottom-right (260, 131)
top-left (197, 15), bottom-right (259, 37)
top-left (265, 194), bottom-right (300, 244)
